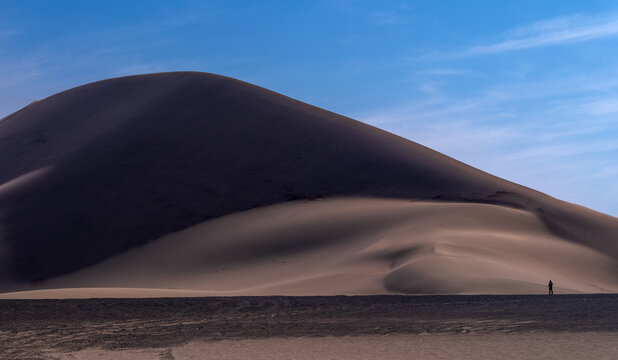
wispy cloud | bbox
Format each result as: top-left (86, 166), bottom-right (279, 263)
top-left (0, 10), bottom-right (198, 117)
top-left (356, 67), bottom-right (618, 215)
top-left (575, 97), bottom-right (618, 115)
top-left (462, 13), bottom-right (618, 55)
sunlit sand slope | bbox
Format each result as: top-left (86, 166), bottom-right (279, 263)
top-left (15, 198), bottom-right (614, 297)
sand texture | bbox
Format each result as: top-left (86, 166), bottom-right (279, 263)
top-left (0, 72), bottom-right (617, 295)
top-left (44, 334), bottom-right (618, 360)
top-left (2, 198), bottom-right (612, 297)
top-left (1, 295), bottom-right (617, 359)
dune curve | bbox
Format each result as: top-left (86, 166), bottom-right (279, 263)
top-left (14, 198), bottom-right (615, 297)
top-left (0, 72), bottom-right (616, 295)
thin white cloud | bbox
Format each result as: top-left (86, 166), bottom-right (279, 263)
top-left (356, 67), bottom-right (618, 216)
top-left (462, 13), bottom-right (618, 55)
top-left (577, 98), bottom-right (618, 115)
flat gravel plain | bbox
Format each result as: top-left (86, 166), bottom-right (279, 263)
top-left (1, 294), bottom-right (617, 359)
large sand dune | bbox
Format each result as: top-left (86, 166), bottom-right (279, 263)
top-left (0, 72), bottom-right (616, 296)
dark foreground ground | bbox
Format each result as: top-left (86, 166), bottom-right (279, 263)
top-left (1, 294), bottom-right (617, 359)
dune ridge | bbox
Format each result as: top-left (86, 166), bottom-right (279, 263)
top-left (0, 72), bottom-right (617, 295)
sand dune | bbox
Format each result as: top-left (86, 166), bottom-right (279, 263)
top-left (12, 198), bottom-right (615, 297)
top-left (0, 72), bottom-right (617, 295)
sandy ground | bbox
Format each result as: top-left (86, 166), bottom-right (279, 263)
top-left (1, 295), bottom-right (617, 359)
top-left (47, 333), bottom-right (618, 360)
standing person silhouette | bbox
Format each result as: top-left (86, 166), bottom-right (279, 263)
top-left (548, 280), bottom-right (553, 295)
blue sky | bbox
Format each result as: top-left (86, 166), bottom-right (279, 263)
top-left (1, 1), bottom-right (618, 216)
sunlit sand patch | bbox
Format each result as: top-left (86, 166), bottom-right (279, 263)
top-left (9, 198), bottom-right (614, 297)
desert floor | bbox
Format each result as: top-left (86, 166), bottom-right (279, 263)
top-left (1, 294), bottom-right (617, 359)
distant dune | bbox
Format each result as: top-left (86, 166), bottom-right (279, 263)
top-left (0, 72), bottom-right (616, 297)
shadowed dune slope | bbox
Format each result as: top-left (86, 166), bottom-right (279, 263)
top-left (0, 72), bottom-right (617, 291)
